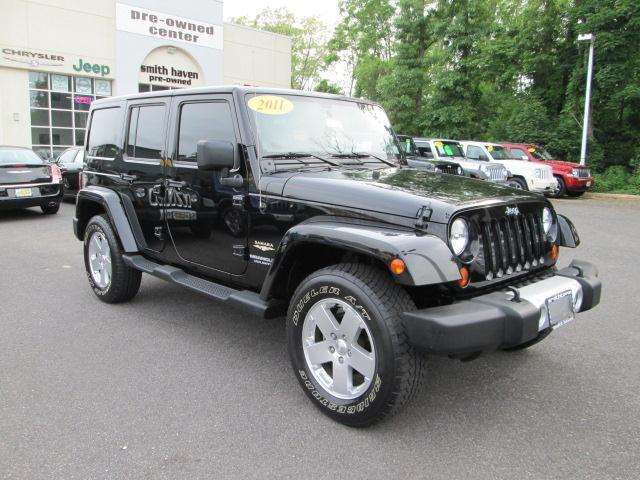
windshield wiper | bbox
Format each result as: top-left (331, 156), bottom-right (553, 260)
top-left (332, 152), bottom-right (396, 167)
top-left (262, 152), bottom-right (341, 167)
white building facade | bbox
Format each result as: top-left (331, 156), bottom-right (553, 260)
top-left (0, 0), bottom-right (291, 158)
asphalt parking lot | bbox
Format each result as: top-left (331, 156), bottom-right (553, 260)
top-left (1, 196), bottom-right (638, 479)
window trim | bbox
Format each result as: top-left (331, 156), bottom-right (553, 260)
top-left (123, 102), bottom-right (167, 164)
top-left (173, 99), bottom-right (237, 168)
top-left (86, 106), bottom-right (121, 161)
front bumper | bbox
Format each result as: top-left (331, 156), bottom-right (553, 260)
top-left (565, 175), bottom-right (594, 191)
top-left (402, 260), bottom-right (601, 356)
top-left (530, 177), bottom-right (557, 192)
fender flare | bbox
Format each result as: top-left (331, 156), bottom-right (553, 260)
top-left (259, 219), bottom-right (462, 300)
top-left (557, 214), bottom-right (580, 248)
top-left (74, 186), bottom-right (143, 252)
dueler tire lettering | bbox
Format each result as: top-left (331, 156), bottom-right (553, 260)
top-left (83, 214), bottom-right (141, 304)
top-left (286, 263), bottom-right (425, 427)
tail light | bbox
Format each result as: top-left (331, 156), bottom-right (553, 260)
top-left (49, 164), bottom-right (62, 183)
top-left (78, 171), bottom-right (84, 190)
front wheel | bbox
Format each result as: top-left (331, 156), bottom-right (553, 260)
top-left (286, 263), bottom-right (425, 427)
top-left (84, 214), bottom-right (141, 303)
top-left (547, 176), bottom-right (566, 198)
top-left (508, 177), bottom-right (528, 190)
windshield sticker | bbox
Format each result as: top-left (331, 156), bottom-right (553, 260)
top-left (527, 147), bottom-right (536, 153)
top-left (444, 144), bottom-right (453, 155)
top-left (247, 95), bottom-right (294, 115)
top-left (487, 145), bottom-right (494, 152)
top-left (434, 141), bottom-right (444, 147)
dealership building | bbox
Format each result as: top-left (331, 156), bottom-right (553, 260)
top-left (0, 0), bottom-right (292, 159)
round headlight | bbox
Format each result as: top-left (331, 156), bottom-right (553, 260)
top-left (450, 218), bottom-right (469, 256)
top-left (542, 207), bottom-right (553, 234)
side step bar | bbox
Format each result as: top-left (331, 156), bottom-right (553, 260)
top-left (122, 254), bottom-right (286, 319)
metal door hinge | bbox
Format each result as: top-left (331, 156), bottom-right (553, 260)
top-left (233, 244), bottom-right (249, 259)
top-left (154, 226), bottom-right (165, 240)
top-left (232, 194), bottom-right (246, 209)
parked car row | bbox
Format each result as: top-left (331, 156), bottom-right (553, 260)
top-left (397, 135), bottom-right (593, 198)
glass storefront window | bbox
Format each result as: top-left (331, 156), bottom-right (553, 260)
top-left (51, 74), bottom-right (71, 92)
top-left (75, 77), bottom-right (93, 94)
top-left (30, 91), bottom-right (49, 108)
top-left (50, 92), bottom-right (72, 110)
top-left (51, 110), bottom-right (72, 127)
top-left (28, 72), bottom-right (111, 158)
top-left (30, 109), bottom-right (49, 126)
top-left (95, 79), bottom-right (112, 96)
top-left (29, 72), bottom-right (48, 89)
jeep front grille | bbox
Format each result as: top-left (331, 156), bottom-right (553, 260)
top-left (575, 168), bottom-right (591, 178)
top-left (477, 213), bottom-right (547, 280)
top-left (436, 165), bottom-right (462, 176)
top-left (484, 165), bottom-right (507, 182)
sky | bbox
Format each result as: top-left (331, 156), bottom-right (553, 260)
top-left (223, 0), bottom-right (341, 27)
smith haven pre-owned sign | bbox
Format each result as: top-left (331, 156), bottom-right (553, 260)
top-left (115, 3), bottom-right (223, 50)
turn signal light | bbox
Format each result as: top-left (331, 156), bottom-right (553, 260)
top-left (49, 164), bottom-right (62, 183)
top-left (389, 258), bottom-right (406, 275)
top-left (458, 267), bottom-right (470, 288)
top-left (550, 244), bottom-right (559, 261)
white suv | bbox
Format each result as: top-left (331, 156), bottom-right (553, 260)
top-left (460, 141), bottom-right (556, 193)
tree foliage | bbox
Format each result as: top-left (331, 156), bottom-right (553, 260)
top-left (326, 0), bottom-right (640, 173)
top-left (230, 7), bottom-right (328, 90)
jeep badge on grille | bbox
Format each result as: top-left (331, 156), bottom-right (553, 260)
top-left (506, 206), bottom-right (520, 216)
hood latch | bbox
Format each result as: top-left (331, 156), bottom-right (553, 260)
top-left (415, 204), bottom-right (432, 229)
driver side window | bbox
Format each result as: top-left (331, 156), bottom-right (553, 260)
top-left (467, 146), bottom-right (486, 160)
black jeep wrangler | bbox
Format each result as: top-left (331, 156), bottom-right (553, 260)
top-left (74, 87), bottom-right (601, 427)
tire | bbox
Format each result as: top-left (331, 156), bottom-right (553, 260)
top-left (83, 214), bottom-right (141, 303)
top-left (502, 328), bottom-right (552, 351)
top-left (547, 176), bottom-right (566, 198)
top-left (508, 177), bottom-right (528, 190)
top-left (567, 191), bottom-right (585, 198)
top-left (41, 203), bottom-right (60, 215)
top-left (286, 263), bottom-right (425, 427)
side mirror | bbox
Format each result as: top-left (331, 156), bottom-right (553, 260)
top-left (521, 155), bottom-right (528, 161)
top-left (197, 140), bottom-right (235, 171)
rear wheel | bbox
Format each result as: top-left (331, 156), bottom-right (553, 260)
top-left (567, 191), bottom-right (585, 198)
top-left (286, 263), bottom-right (425, 427)
top-left (84, 214), bottom-right (141, 303)
top-left (508, 177), bottom-right (528, 190)
top-left (41, 203), bottom-right (60, 215)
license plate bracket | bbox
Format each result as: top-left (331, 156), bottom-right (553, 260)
top-left (15, 187), bottom-right (33, 198)
top-left (546, 290), bottom-right (575, 329)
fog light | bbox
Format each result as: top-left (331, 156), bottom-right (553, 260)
top-left (550, 244), bottom-right (559, 261)
top-left (389, 258), bottom-right (406, 275)
top-left (458, 267), bottom-right (470, 288)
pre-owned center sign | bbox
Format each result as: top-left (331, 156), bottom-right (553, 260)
top-left (115, 3), bottom-right (223, 50)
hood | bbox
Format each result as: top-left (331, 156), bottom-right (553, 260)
top-left (0, 163), bottom-right (52, 185)
top-left (261, 168), bottom-right (543, 224)
top-left (540, 159), bottom-right (585, 171)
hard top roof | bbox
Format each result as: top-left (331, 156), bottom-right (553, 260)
top-left (92, 85), bottom-right (378, 107)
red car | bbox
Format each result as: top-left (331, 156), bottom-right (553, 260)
top-left (503, 143), bottom-right (594, 198)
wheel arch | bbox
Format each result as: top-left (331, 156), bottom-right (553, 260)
top-left (259, 219), bottom-right (461, 302)
top-left (74, 186), bottom-right (142, 252)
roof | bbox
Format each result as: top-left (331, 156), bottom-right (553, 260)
top-left (93, 85), bottom-right (377, 107)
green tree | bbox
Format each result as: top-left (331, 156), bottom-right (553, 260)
top-left (231, 7), bottom-right (328, 89)
top-left (314, 79), bottom-right (344, 94)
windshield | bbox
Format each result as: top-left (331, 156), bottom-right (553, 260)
top-left (0, 149), bottom-right (44, 165)
top-left (529, 147), bottom-right (553, 161)
top-left (246, 94), bottom-right (399, 165)
top-left (487, 145), bottom-right (512, 160)
top-left (433, 141), bottom-right (465, 158)
top-left (397, 136), bottom-right (417, 155)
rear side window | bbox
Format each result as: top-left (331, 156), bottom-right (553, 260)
top-left (126, 104), bottom-right (165, 160)
top-left (466, 145), bottom-right (485, 160)
top-left (177, 101), bottom-right (235, 161)
top-left (510, 148), bottom-right (527, 158)
top-left (87, 107), bottom-right (121, 159)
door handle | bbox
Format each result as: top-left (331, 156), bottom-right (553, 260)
top-left (164, 179), bottom-right (186, 188)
